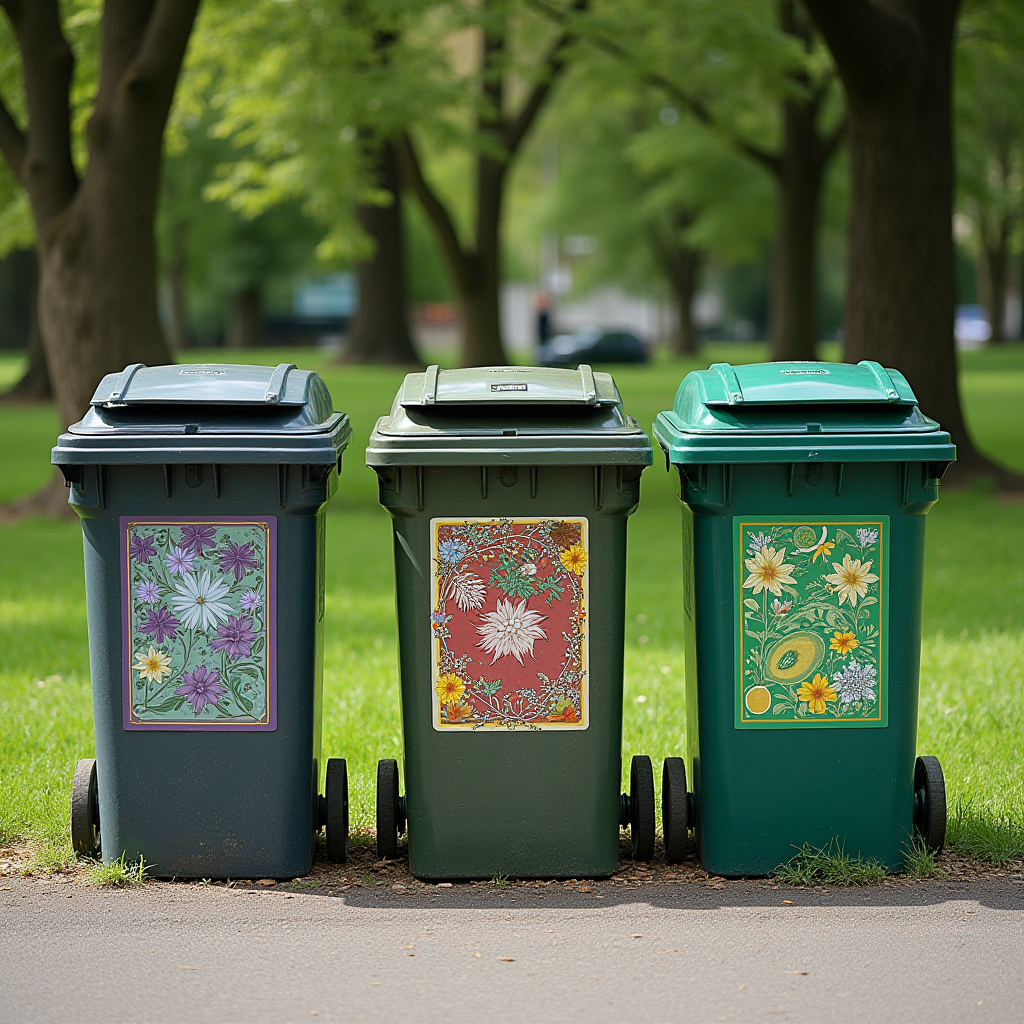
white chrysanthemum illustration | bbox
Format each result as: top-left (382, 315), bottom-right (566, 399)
top-left (170, 569), bottom-right (233, 631)
top-left (742, 546), bottom-right (796, 597)
top-left (475, 598), bottom-right (548, 664)
top-left (831, 659), bottom-right (877, 704)
top-left (446, 570), bottom-right (487, 612)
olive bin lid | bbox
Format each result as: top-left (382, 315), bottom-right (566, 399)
top-left (366, 364), bottom-right (652, 466)
top-left (653, 360), bottom-right (956, 465)
top-left (52, 362), bottom-right (351, 466)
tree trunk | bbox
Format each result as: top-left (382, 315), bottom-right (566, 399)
top-left (769, 95), bottom-right (825, 361)
top-left (977, 214), bottom-right (1010, 343)
top-left (804, 0), bottom-right (1011, 485)
top-left (459, 155), bottom-right (508, 367)
top-left (1, 248), bottom-right (52, 402)
top-left (343, 141), bottom-right (420, 365)
top-left (669, 246), bottom-right (702, 357)
top-left (167, 218), bottom-right (189, 350)
top-left (226, 286), bottom-right (262, 349)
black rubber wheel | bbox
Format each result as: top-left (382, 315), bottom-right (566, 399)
top-left (324, 758), bottom-right (349, 863)
top-left (629, 755), bottom-right (656, 861)
top-left (914, 755), bottom-right (946, 853)
top-left (376, 759), bottom-right (402, 861)
top-left (662, 757), bottom-right (689, 864)
top-left (70, 758), bottom-right (100, 858)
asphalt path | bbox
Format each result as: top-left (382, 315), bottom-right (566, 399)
top-left (1, 875), bottom-right (1022, 1023)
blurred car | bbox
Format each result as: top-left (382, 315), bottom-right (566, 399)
top-left (537, 327), bottom-right (650, 367)
top-left (955, 304), bottom-right (991, 350)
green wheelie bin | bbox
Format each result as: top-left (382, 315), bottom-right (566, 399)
top-left (366, 365), bottom-right (654, 879)
top-left (653, 360), bottom-right (956, 876)
top-left (52, 362), bottom-right (352, 878)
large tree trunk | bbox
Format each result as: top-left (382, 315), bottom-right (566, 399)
top-left (0, 248), bottom-right (52, 401)
top-left (668, 246), bottom-right (702, 357)
top-left (343, 141), bottom-right (420, 365)
top-left (769, 95), bottom-right (825, 361)
top-left (803, 0), bottom-right (1010, 485)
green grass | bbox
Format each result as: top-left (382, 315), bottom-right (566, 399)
top-left (87, 853), bottom-right (150, 887)
top-left (774, 840), bottom-right (888, 887)
top-left (1, 344), bottom-right (1023, 869)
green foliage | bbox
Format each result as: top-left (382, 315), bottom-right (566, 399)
top-left (903, 836), bottom-right (941, 879)
top-left (774, 840), bottom-right (887, 886)
top-left (88, 854), bottom-right (150, 888)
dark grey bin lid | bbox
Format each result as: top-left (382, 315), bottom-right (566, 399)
top-left (366, 365), bottom-right (652, 467)
top-left (52, 362), bottom-right (351, 466)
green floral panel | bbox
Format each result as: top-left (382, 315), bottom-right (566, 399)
top-left (121, 516), bottom-right (276, 731)
top-left (734, 517), bottom-right (888, 729)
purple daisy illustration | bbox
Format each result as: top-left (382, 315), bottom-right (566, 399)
top-left (140, 606), bottom-right (180, 644)
top-left (240, 589), bottom-right (261, 613)
top-left (166, 545), bottom-right (195, 576)
top-left (219, 541), bottom-right (258, 582)
top-left (174, 664), bottom-right (227, 715)
top-left (129, 533), bottom-right (157, 563)
top-left (210, 615), bottom-right (257, 659)
top-left (180, 523), bottom-right (217, 556)
top-left (136, 580), bottom-right (161, 604)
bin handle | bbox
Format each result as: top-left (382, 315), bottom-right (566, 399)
top-left (858, 360), bottom-right (902, 402)
top-left (711, 362), bottom-right (744, 404)
top-left (106, 363), bottom-right (146, 404)
top-left (579, 364), bottom-right (598, 405)
top-left (264, 363), bottom-right (297, 404)
top-left (421, 364), bottom-right (441, 405)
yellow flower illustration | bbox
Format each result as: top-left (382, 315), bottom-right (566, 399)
top-left (559, 543), bottom-right (587, 576)
top-left (435, 673), bottom-right (465, 705)
top-left (742, 546), bottom-right (796, 597)
top-left (134, 645), bottom-right (172, 684)
top-left (824, 554), bottom-right (879, 607)
top-left (797, 673), bottom-right (838, 714)
top-left (812, 540), bottom-right (835, 562)
top-left (830, 630), bottom-right (859, 655)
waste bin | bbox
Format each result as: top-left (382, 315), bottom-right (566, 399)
top-left (53, 362), bottom-right (352, 878)
top-left (653, 361), bottom-right (956, 876)
top-left (366, 365), bottom-right (654, 879)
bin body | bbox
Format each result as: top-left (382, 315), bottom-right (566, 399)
top-left (654, 361), bottom-right (955, 876)
top-left (53, 363), bottom-right (350, 878)
top-left (367, 366), bottom-right (652, 879)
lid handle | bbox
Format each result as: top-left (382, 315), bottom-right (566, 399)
top-left (421, 364), bottom-right (441, 405)
top-left (579, 364), bottom-right (598, 405)
top-left (106, 363), bottom-right (146, 404)
top-left (264, 363), bottom-right (296, 404)
top-left (711, 362), bottom-right (744, 404)
top-left (858, 360), bottom-right (901, 402)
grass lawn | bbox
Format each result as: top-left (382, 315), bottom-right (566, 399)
top-left (1, 344), bottom-right (1022, 868)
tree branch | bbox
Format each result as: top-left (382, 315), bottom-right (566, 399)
top-left (800, 0), bottom-right (917, 93)
top-left (1, 0), bottom-right (78, 219)
top-left (0, 91), bottom-right (27, 181)
top-left (126, 0), bottom-right (201, 92)
top-left (394, 132), bottom-right (472, 294)
top-left (505, 0), bottom-right (588, 156)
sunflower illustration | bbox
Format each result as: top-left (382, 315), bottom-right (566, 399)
top-left (435, 673), bottom-right (465, 705)
top-left (559, 543), bottom-right (587, 576)
top-left (797, 673), bottom-right (838, 714)
top-left (829, 630), bottom-right (859, 655)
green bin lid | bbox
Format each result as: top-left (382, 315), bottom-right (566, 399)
top-left (52, 362), bottom-right (351, 466)
top-left (366, 365), bottom-right (652, 467)
top-left (653, 360), bottom-right (956, 465)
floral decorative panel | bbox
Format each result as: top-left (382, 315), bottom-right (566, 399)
top-left (431, 517), bottom-right (589, 731)
top-left (121, 517), bottom-right (276, 730)
top-left (734, 517), bottom-right (888, 729)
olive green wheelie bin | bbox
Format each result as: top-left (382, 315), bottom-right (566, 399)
top-left (52, 362), bottom-right (352, 878)
top-left (366, 365), bottom-right (654, 879)
top-left (653, 361), bottom-right (956, 876)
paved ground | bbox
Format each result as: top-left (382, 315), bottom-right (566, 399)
top-left (1, 874), bottom-right (1022, 1023)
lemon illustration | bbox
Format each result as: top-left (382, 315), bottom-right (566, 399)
top-left (793, 525), bottom-right (819, 549)
top-left (745, 685), bottom-right (772, 715)
top-left (765, 631), bottom-right (825, 684)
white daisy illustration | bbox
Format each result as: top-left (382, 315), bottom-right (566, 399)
top-left (475, 598), bottom-right (548, 664)
top-left (170, 569), bottom-right (233, 631)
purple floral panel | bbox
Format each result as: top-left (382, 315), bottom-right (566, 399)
top-left (121, 517), bottom-right (276, 731)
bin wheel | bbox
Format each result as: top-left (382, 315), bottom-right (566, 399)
top-left (913, 755), bottom-right (946, 853)
top-left (662, 757), bottom-right (689, 864)
top-left (70, 758), bottom-right (100, 859)
top-left (628, 755), bottom-right (655, 861)
top-left (324, 758), bottom-right (349, 863)
top-left (376, 759), bottom-right (405, 861)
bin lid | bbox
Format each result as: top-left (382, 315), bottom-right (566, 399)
top-left (52, 362), bottom-right (351, 466)
top-left (653, 360), bottom-right (957, 465)
top-left (366, 365), bottom-right (652, 466)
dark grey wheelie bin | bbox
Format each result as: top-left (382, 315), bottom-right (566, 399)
top-left (52, 362), bottom-right (351, 878)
